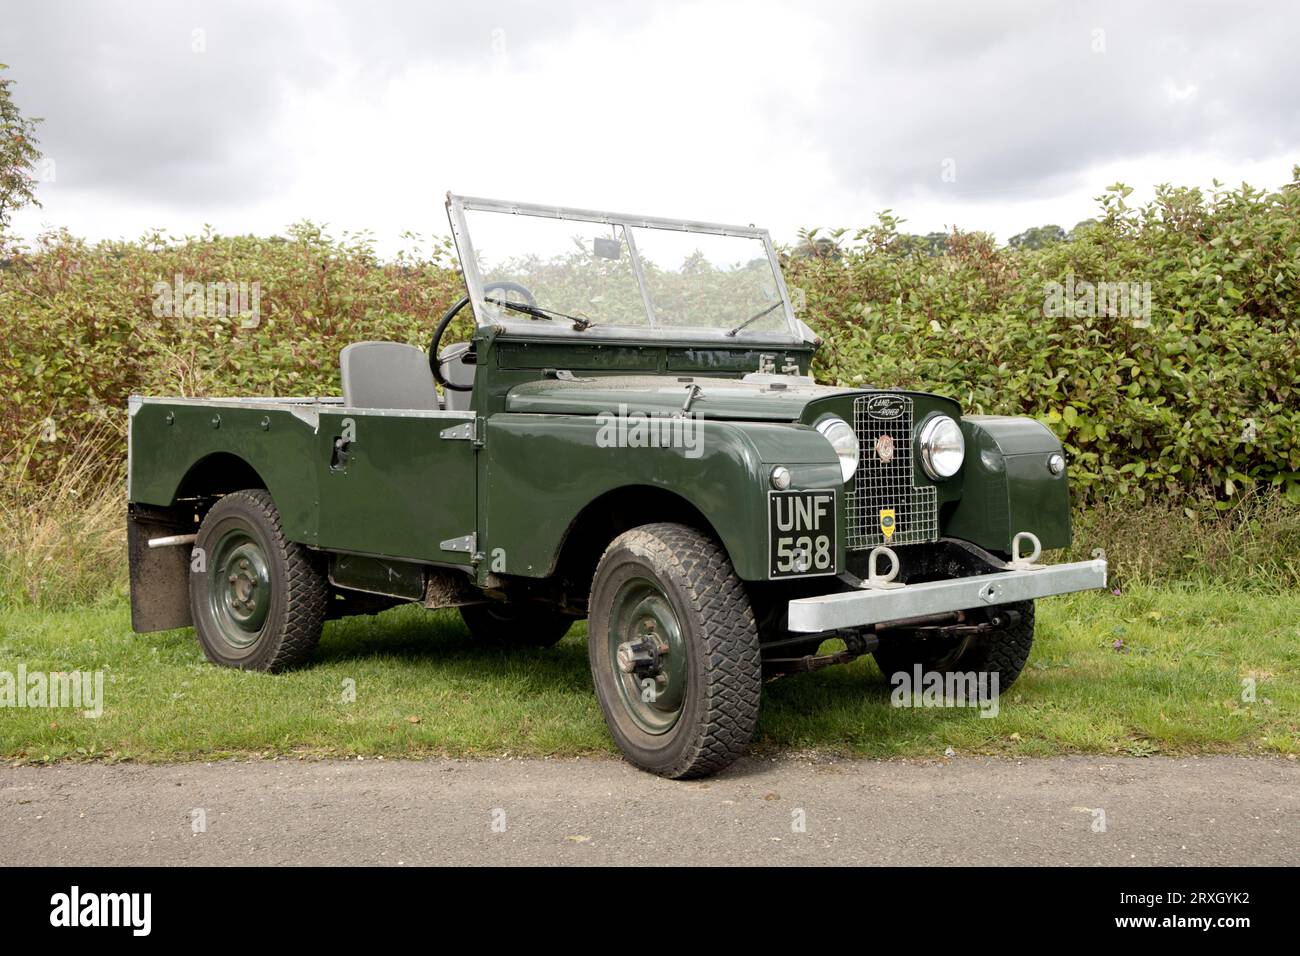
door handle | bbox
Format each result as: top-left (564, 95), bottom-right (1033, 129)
top-left (330, 436), bottom-right (352, 471)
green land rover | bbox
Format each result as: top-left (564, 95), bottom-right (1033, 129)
top-left (127, 194), bottom-right (1107, 778)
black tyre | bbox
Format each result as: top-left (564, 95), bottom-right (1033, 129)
top-left (188, 489), bottom-right (328, 672)
top-left (587, 522), bottom-right (762, 779)
top-left (872, 599), bottom-right (1036, 690)
top-left (459, 602), bottom-right (574, 648)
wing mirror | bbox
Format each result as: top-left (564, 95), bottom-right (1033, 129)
top-left (593, 237), bottom-right (623, 260)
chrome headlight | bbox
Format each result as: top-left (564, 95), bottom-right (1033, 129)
top-left (919, 415), bottom-right (965, 479)
top-left (816, 417), bottom-right (859, 483)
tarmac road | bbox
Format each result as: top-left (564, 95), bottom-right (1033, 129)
top-left (1, 755), bottom-right (1295, 866)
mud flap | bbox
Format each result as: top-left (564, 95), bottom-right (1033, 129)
top-left (127, 508), bottom-right (194, 633)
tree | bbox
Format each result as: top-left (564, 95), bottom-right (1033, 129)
top-left (1007, 224), bottom-right (1066, 249)
top-left (0, 64), bottom-right (43, 233)
top-left (1067, 218), bottom-right (1098, 240)
top-left (898, 231), bottom-right (949, 256)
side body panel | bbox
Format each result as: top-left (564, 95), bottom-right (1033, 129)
top-left (314, 409), bottom-right (477, 563)
top-left (129, 400), bottom-right (481, 564)
top-left (128, 400), bottom-right (323, 543)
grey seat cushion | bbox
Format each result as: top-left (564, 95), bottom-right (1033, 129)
top-left (439, 342), bottom-right (475, 411)
top-left (340, 341), bottom-right (440, 410)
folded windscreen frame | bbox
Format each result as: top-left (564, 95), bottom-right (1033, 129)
top-left (444, 194), bottom-right (807, 345)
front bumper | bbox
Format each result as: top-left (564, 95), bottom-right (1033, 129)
top-left (786, 557), bottom-right (1108, 633)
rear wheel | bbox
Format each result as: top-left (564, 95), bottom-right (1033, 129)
top-left (588, 523), bottom-right (762, 779)
top-left (872, 599), bottom-right (1036, 690)
top-left (189, 489), bottom-right (328, 672)
top-left (459, 602), bottom-right (574, 648)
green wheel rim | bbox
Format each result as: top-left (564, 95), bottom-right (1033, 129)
top-left (206, 526), bottom-right (272, 649)
top-left (607, 576), bottom-right (688, 735)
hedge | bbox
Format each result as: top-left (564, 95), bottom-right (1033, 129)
top-left (2, 173), bottom-right (1298, 507)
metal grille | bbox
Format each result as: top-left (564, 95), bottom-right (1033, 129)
top-left (846, 395), bottom-right (938, 549)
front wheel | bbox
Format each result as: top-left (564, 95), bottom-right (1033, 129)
top-left (587, 523), bottom-right (762, 779)
top-left (189, 489), bottom-right (328, 672)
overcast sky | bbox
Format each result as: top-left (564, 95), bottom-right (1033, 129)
top-left (4, 0), bottom-right (1298, 254)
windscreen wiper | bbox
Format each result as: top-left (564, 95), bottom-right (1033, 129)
top-left (485, 296), bottom-right (594, 331)
top-left (726, 300), bottom-right (784, 336)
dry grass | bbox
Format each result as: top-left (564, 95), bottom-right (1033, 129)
top-left (1066, 492), bottom-right (1300, 593)
top-left (0, 421), bottom-right (127, 610)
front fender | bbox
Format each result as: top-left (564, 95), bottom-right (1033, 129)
top-left (481, 415), bottom-right (842, 581)
top-left (944, 415), bottom-right (1072, 553)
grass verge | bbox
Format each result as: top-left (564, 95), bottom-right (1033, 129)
top-left (1, 586), bottom-right (1296, 764)
top-left (0, 423), bottom-right (126, 610)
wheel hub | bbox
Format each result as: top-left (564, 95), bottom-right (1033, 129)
top-left (616, 623), bottom-right (670, 679)
top-left (608, 579), bottom-right (687, 735)
top-left (207, 530), bottom-right (272, 648)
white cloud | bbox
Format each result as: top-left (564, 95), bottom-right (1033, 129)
top-left (6, 0), bottom-right (1299, 252)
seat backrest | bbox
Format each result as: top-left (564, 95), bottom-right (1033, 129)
top-left (439, 342), bottom-right (475, 412)
top-left (340, 341), bottom-right (440, 410)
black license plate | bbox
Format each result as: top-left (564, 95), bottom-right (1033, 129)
top-left (768, 489), bottom-right (837, 579)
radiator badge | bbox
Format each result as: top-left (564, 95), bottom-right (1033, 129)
top-left (879, 507), bottom-right (896, 541)
top-left (866, 395), bottom-right (905, 420)
top-left (874, 433), bottom-right (895, 464)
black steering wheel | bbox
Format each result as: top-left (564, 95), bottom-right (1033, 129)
top-left (428, 281), bottom-right (537, 391)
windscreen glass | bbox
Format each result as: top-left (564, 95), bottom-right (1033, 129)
top-left (630, 227), bottom-right (787, 334)
top-left (459, 205), bottom-right (794, 337)
top-left (464, 209), bottom-right (647, 328)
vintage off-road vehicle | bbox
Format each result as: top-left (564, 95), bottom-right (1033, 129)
top-left (128, 194), bottom-right (1107, 778)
